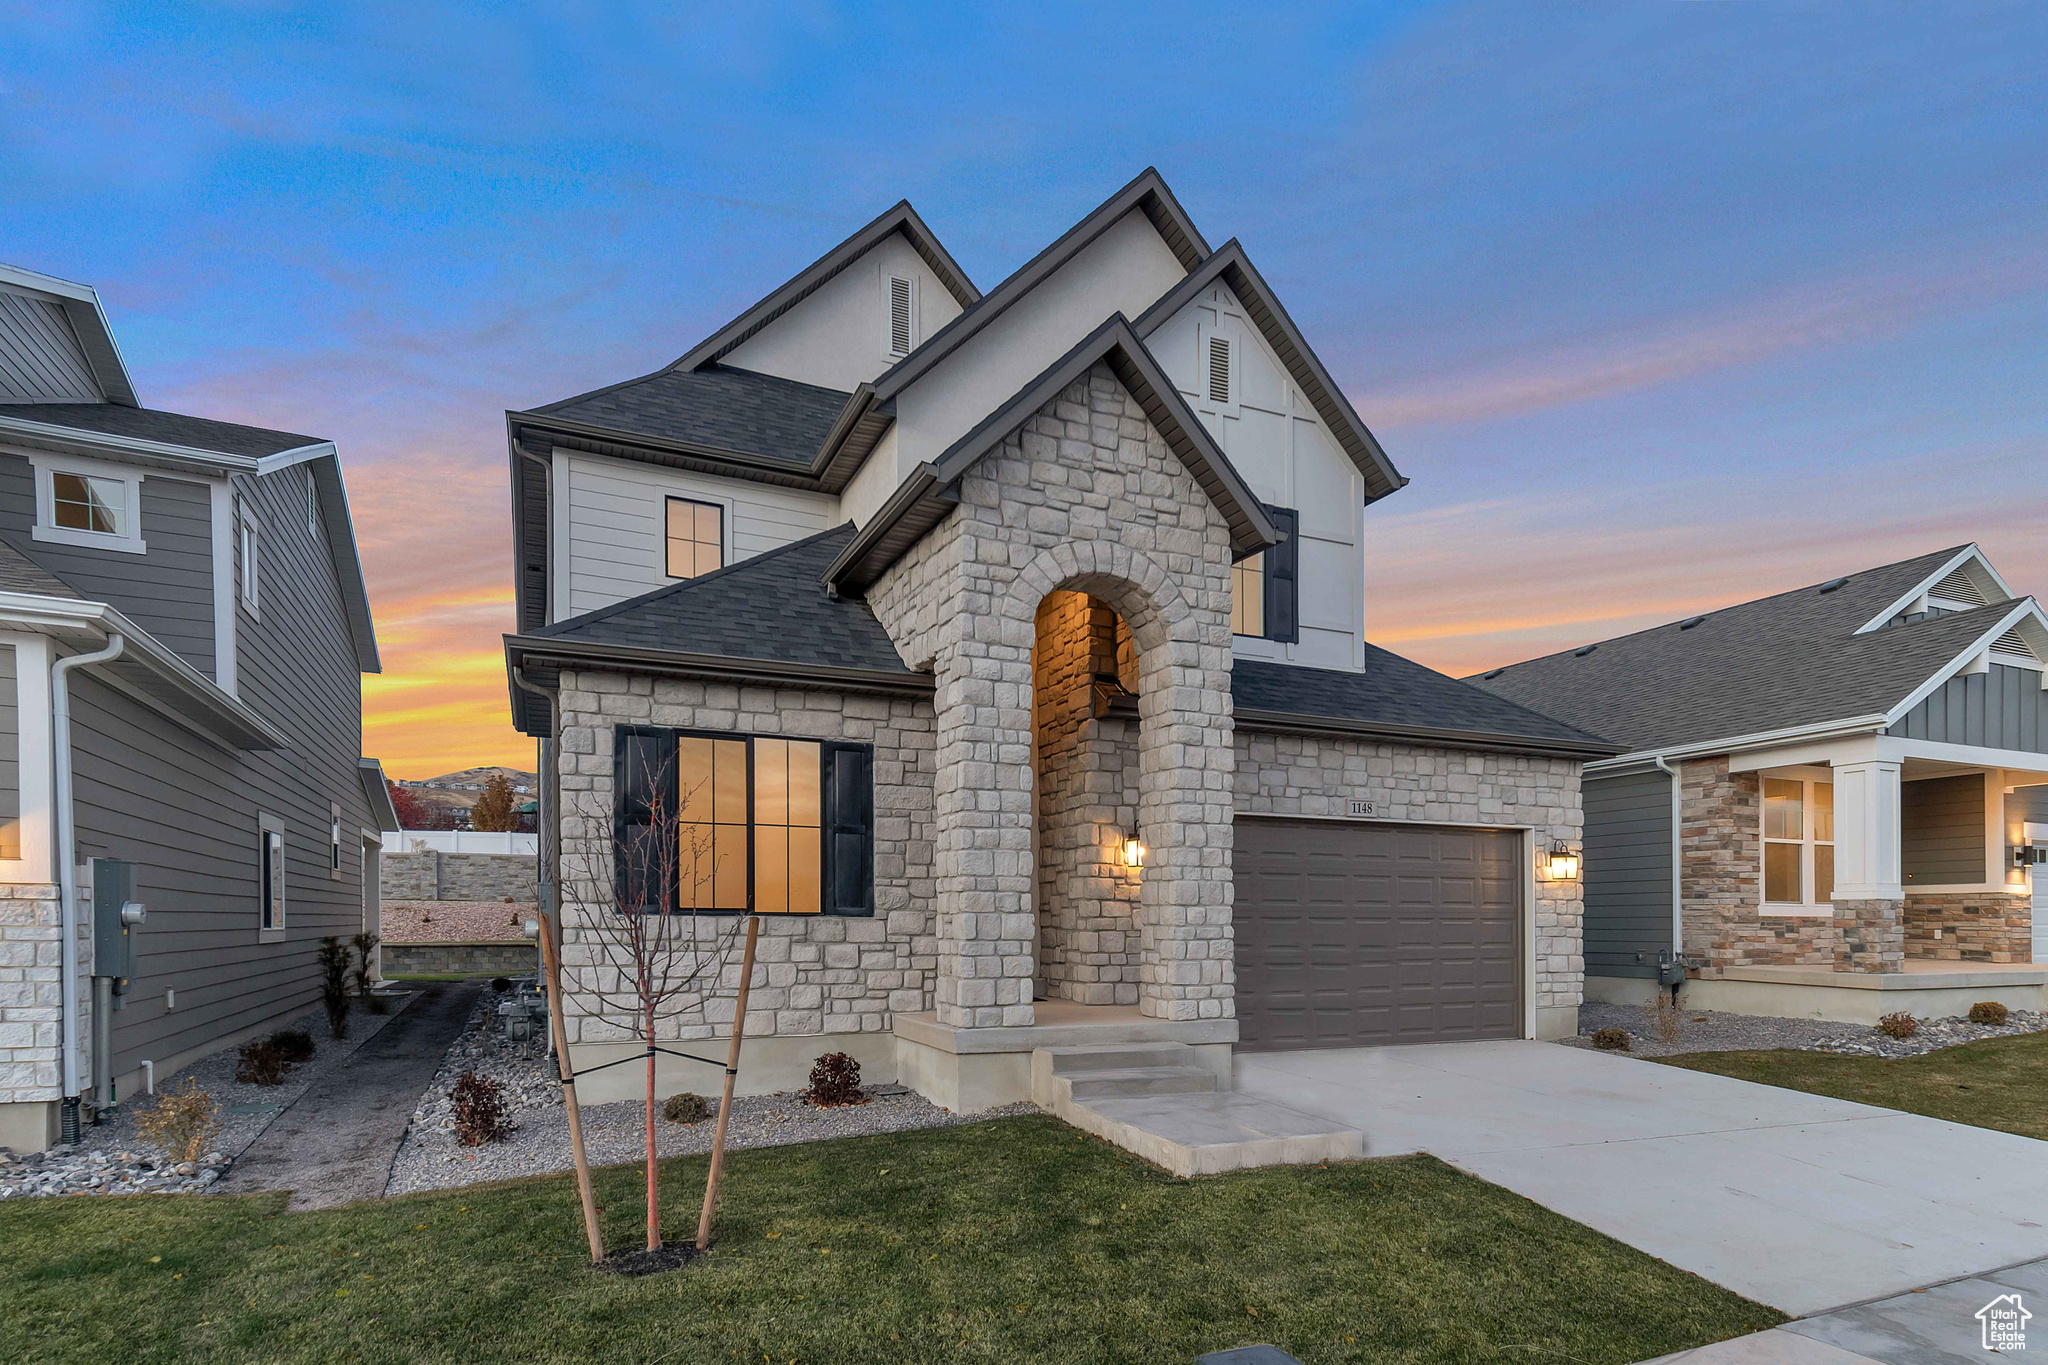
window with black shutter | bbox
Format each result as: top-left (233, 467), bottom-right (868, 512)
top-left (1261, 505), bottom-right (1299, 644)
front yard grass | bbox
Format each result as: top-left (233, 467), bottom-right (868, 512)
top-left (1655, 1028), bottom-right (2048, 1140)
top-left (1, 1113), bottom-right (1777, 1364)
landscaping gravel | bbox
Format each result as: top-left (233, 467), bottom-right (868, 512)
top-left (385, 983), bottom-right (1035, 1195)
top-left (1567, 998), bottom-right (2048, 1059)
top-left (0, 992), bottom-right (413, 1199)
top-left (382, 899), bottom-right (535, 943)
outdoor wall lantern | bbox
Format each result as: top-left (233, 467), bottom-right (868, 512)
top-left (1546, 842), bottom-right (1581, 881)
top-left (1121, 828), bottom-right (1147, 869)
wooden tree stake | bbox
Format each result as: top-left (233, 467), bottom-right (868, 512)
top-left (537, 910), bottom-right (605, 1264)
top-left (695, 913), bottom-right (761, 1251)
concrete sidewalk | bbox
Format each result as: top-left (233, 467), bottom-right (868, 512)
top-left (214, 980), bottom-right (482, 1209)
top-left (1235, 1040), bottom-right (2048, 1317)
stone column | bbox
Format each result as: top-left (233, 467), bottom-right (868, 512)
top-left (1831, 760), bottom-right (1904, 973)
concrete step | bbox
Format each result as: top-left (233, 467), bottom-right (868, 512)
top-left (1043, 1042), bottom-right (1197, 1074)
top-left (1065, 1092), bottom-right (1367, 1178)
top-left (1065, 1064), bottom-right (1219, 1100)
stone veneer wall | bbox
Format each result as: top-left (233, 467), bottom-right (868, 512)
top-left (1905, 891), bottom-right (2034, 964)
top-left (1680, 756), bottom-right (1843, 970)
top-left (0, 883), bottom-right (63, 1110)
top-left (1032, 591), bottom-right (1141, 1005)
top-left (381, 851), bottom-right (537, 902)
top-left (866, 362), bottom-right (1238, 1027)
top-left (1233, 731), bottom-right (1587, 1024)
top-left (553, 672), bottom-right (937, 1044)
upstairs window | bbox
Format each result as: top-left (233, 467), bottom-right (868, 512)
top-left (54, 473), bottom-right (123, 535)
top-left (30, 456), bottom-right (146, 554)
top-left (1231, 505), bottom-right (1299, 644)
top-left (238, 509), bottom-right (261, 614)
top-left (1763, 776), bottom-right (1834, 909)
top-left (664, 497), bottom-right (724, 579)
top-left (885, 275), bottom-right (916, 359)
top-left (1232, 555), bottom-right (1265, 637)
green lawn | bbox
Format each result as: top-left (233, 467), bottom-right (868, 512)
top-left (1656, 1029), bottom-right (2048, 1140)
top-left (1, 1114), bottom-right (1777, 1365)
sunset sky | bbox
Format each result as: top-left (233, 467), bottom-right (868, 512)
top-left (6, 3), bottom-right (2044, 780)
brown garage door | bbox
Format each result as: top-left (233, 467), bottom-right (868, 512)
top-left (1234, 818), bottom-right (1521, 1052)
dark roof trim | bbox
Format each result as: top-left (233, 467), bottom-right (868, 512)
top-left (1133, 239), bottom-right (1406, 502)
top-left (358, 758), bottom-right (402, 832)
top-left (823, 313), bottom-right (1279, 594)
top-left (864, 168), bottom-right (1211, 406)
top-left (672, 201), bottom-right (980, 373)
top-left (1235, 707), bottom-right (1623, 760)
top-left (505, 633), bottom-right (933, 714)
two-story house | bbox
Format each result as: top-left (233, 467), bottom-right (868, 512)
top-left (0, 263), bottom-right (397, 1152)
top-left (502, 170), bottom-right (1616, 1138)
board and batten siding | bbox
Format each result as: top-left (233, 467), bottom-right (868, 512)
top-left (553, 450), bottom-right (840, 620)
top-left (0, 289), bottom-right (100, 403)
top-left (1889, 663), bottom-right (2048, 754)
top-left (0, 643), bottom-right (16, 860)
top-left (1148, 280), bottom-right (1365, 672)
top-left (0, 453), bottom-right (217, 677)
top-left (75, 459), bottom-right (375, 1083)
top-left (1902, 772), bottom-right (1987, 886)
top-left (1582, 770), bottom-right (1674, 980)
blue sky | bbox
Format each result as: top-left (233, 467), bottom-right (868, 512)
top-left (5, 2), bottom-right (2044, 774)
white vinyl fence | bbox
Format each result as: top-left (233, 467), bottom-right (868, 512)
top-left (397, 828), bottom-right (539, 855)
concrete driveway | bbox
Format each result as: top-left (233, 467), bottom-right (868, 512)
top-left (1234, 1040), bottom-right (2048, 1317)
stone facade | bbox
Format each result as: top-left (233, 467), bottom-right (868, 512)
top-left (1905, 891), bottom-right (2034, 963)
top-left (1834, 898), bottom-right (1904, 973)
top-left (1679, 756), bottom-right (1850, 970)
top-left (554, 672), bottom-right (938, 1044)
top-left (0, 883), bottom-right (63, 1109)
top-left (1233, 730), bottom-right (1586, 1023)
top-left (381, 850), bottom-right (537, 903)
top-left (382, 941), bottom-right (540, 976)
top-left (867, 363), bottom-right (1238, 1026)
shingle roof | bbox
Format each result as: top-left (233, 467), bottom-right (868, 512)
top-left (1233, 652), bottom-right (1618, 756)
top-left (524, 523), bottom-right (915, 677)
top-left (0, 538), bottom-right (81, 599)
top-left (0, 402), bottom-right (324, 457)
top-left (529, 363), bottom-right (851, 466)
top-left (1469, 546), bottom-right (2013, 753)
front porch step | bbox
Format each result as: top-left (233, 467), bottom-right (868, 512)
top-left (1065, 1064), bottom-right (1218, 1101)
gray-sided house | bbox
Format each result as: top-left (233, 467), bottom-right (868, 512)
top-left (1474, 544), bottom-right (2048, 1024)
top-left (502, 170), bottom-right (1616, 1141)
top-left (0, 263), bottom-right (399, 1151)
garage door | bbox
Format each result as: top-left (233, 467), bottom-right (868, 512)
top-left (1234, 818), bottom-right (1521, 1052)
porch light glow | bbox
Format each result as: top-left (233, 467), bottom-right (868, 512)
top-left (1547, 842), bottom-right (1580, 880)
top-left (1122, 830), bottom-right (1147, 869)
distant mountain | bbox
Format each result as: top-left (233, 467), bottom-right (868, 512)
top-left (392, 767), bottom-right (538, 827)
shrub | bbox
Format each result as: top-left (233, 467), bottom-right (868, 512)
top-left (235, 1040), bottom-right (290, 1086)
top-left (1968, 1001), bottom-right (2010, 1026)
top-left (1590, 1028), bottom-right (1631, 1051)
top-left (318, 937), bottom-right (352, 1039)
top-left (267, 1028), bottom-right (315, 1063)
top-left (1877, 1011), bottom-right (1919, 1039)
top-left (804, 1051), bottom-right (866, 1106)
top-left (351, 932), bottom-right (387, 1015)
top-left (662, 1092), bottom-right (713, 1125)
top-left (1644, 994), bottom-right (1683, 1046)
top-left (452, 1072), bottom-right (511, 1146)
top-left (136, 1080), bottom-right (221, 1163)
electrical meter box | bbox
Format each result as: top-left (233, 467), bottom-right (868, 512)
top-left (91, 858), bottom-right (144, 994)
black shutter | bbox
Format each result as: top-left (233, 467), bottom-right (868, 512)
top-left (614, 727), bottom-right (675, 913)
top-left (1264, 505), bottom-right (1299, 644)
top-left (821, 741), bottom-right (875, 916)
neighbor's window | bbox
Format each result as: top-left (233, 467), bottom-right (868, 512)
top-left (1232, 552), bottom-right (1265, 637)
top-left (239, 512), bottom-right (261, 612)
top-left (258, 818), bottom-right (286, 937)
top-left (665, 498), bottom-right (723, 579)
top-left (52, 472), bottom-right (125, 536)
top-left (329, 806), bottom-right (344, 877)
top-left (1763, 776), bottom-right (1834, 908)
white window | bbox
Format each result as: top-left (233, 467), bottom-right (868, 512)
top-left (329, 803), bottom-right (343, 878)
top-left (238, 508), bottom-right (261, 614)
top-left (1231, 552), bottom-right (1265, 637)
top-left (1763, 775), bottom-right (1834, 911)
top-left (28, 454), bottom-right (146, 554)
top-left (885, 275), bottom-right (916, 359)
top-left (258, 815), bottom-right (286, 941)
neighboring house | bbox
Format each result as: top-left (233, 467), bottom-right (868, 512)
top-left (503, 169), bottom-right (1616, 1113)
top-left (0, 263), bottom-right (399, 1152)
top-left (1474, 544), bottom-right (2048, 1023)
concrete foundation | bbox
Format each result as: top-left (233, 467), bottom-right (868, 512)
top-left (892, 1001), bottom-right (1237, 1112)
top-left (1588, 966), bottom-right (2048, 1024)
top-left (563, 1028), bottom-right (902, 1106)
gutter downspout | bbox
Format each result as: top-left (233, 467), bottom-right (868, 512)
top-left (1651, 754), bottom-right (1683, 960)
top-left (509, 666), bottom-right (559, 916)
top-left (54, 633), bottom-right (125, 1133)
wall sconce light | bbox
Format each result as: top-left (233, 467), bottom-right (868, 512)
top-left (1546, 842), bottom-right (1581, 881)
top-left (1121, 829), bottom-right (1147, 869)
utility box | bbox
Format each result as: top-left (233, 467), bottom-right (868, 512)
top-left (91, 857), bottom-right (145, 997)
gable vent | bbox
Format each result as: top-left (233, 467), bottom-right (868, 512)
top-left (888, 276), bottom-right (914, 358)
top-left (1930, 566), bottom-right (1988, 606)
top-left (1990, 626), bottom-right (2038, 660)
top-left (1207, 335), bottom-right (1231, 404)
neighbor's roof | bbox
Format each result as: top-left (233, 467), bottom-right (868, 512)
top-left (505, 524), bottom-right (924, 735)
top-left (1234, 653), bottom-right (1620, 759)
top-left (524, 364), bottom-right (853, 471)
top-left (0, 402), bottom-right (327, 459)
top-left (1469, 545), bottom-right (2021, 755)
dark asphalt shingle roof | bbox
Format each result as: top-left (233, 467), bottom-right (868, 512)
top-left (1469, 546), bottom-right (2014, 753)
top-left (0, 539), bottom-right (81, 599)
top-left (529, 523), bottom-right (915, 676)
top-left (1233, 652), bottom-right (1615, 751)
top-left (0, 403), bottom-right (324, 457)
top-left (531, 363), bottom-right (850, 466)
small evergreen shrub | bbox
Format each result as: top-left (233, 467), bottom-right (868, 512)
top-left (1876, 1011), bottom-right (1919, 1039)
top-left (267, 1028), bottom-right (315, 1063)
top-left (1968, 1001), bottom-right (2010, 1026)
top-left (235, 1040), bottom-right (289, 1086)
top-left (352, 932), bottom-right (387, 1014)
top-left (318, 936), bottom-right (352, 1039)
top-left (662, 1092), bottom-right (713, 1125)
top-left (804, 1051), bottom-right (866, 1106)
top-left (136, 1080), bottom-right (221, 1163)
top-left (452, 1072), bottom-right (511, 1146)
top-left (1590, 1028), bottom-right (1631, 1051)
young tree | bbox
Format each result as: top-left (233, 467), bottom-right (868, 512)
top-left (470, 772), bottom-right (519, 832)
top-left (387, 779), bottom-right (429, 829)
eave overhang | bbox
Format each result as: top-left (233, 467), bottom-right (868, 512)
top-left (358, 757), bottom-right (402, 833)
top-left (1236, 707), bottom-right (1624, 761)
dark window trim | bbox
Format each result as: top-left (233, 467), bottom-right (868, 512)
top-left (663, 496), bottom-right (725, 581)
top-left (1257, 503), bottom-right (1299, 645)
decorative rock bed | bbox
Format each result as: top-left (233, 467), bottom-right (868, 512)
top-left (1569, 999), bottom-right (2048, 1059)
